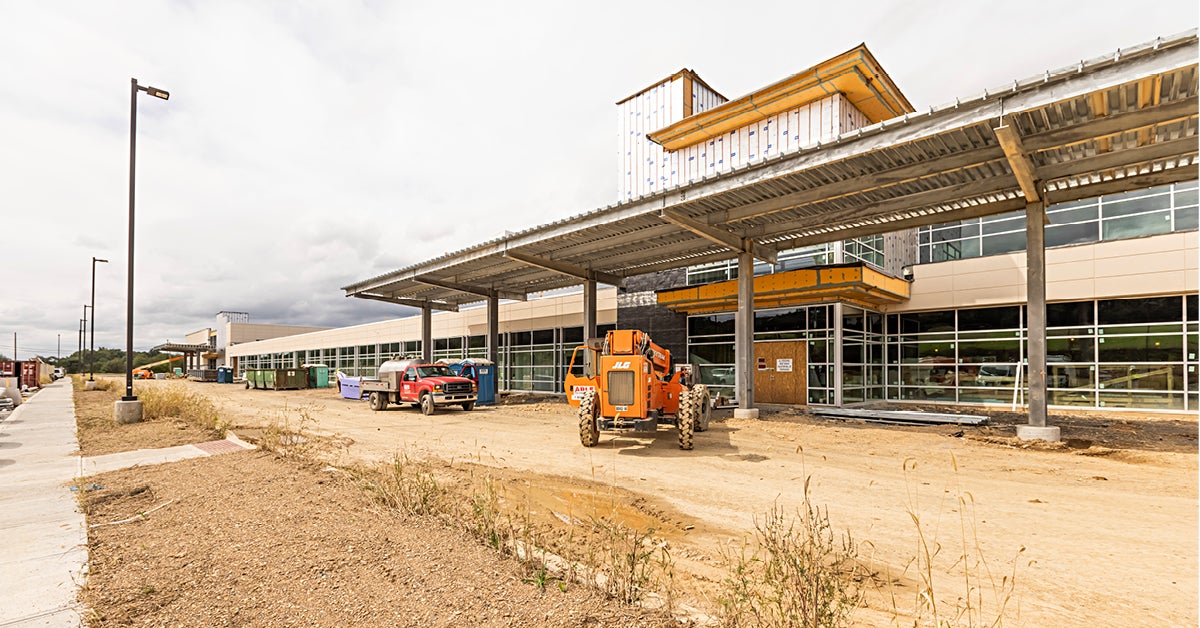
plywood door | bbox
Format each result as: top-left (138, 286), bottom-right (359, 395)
top-left (754, 340), bottom-right (807, 405)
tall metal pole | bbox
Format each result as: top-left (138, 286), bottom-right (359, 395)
top-left (89, 257), bottom-right (107, 381)
top-left (124, 78), bottom-right (137, 401)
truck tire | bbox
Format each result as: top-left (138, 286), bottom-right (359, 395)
top-left (692, 384), bottom-right (712, 432)
top-left (461, 401), bottom-right (474, 411)
top-left (368, 391), bottom-right (388, 411)
top-left (578, 390), bottom-right (599, 447)
top-left (420, 392), bottom-right (436, 416)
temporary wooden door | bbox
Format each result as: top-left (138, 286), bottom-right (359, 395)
top-left (753, 340), bottom-right (807, 404)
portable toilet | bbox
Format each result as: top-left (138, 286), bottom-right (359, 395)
top-left (304, 364), bottom-right (330, 388)
top-left (216, 366), bottom-right (233, 384)
top-left (441, 358), bottom-right (496, 406)
top-left (173, 367), bottom-right (184, 378)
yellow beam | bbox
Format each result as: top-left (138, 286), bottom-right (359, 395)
top-left (1091, 91), bottom-right (1112, 154)
top-left (648, 45), bottom-right (914, 151)
top-left (993, 125), bottom-right (1041, 202)
top-left (657, 264), bottom-right (910, 314)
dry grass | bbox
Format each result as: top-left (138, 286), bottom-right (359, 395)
top-left (718, 478), bottom-right (863, 628)
top-left (136, 383), bottom-right (227, 437)
top-left (888, 455), bottom-right (1024, 627)
top-left (73, 377), bottom-right (225, 456)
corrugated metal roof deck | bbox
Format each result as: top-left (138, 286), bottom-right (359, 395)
top-left (344, 32), bottom-right (1198, 309)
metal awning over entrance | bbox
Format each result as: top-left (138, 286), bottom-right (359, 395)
top-left (657, 264), bottom-right (910, 314)
top-left (344, 32), bottom-right (1197, 435)
top-left (344, 32), bottom-right (1197, 309)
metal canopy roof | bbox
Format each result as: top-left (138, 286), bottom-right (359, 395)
top-left (344, 32), bottom-right (1198, 310)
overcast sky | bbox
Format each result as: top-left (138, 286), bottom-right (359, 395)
top-left (2, 1), bottom-right (1195, 359)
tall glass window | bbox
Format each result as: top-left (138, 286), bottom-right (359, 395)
top-left (918, 181), bottom-right (1197, 264)
top-left (885, 295), bottom-right (1194, 411)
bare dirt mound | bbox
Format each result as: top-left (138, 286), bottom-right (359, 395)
top-left (82, 450), bottom-right (672, 627)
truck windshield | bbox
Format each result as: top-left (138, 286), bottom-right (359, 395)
top-left (416, 366), bottom-right (453, 377)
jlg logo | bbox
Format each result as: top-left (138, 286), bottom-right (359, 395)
top-left (612, 361), bottom-right (632, 369)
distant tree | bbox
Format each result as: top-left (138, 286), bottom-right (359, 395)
top-left (0, 353), bottom-right (10, 362)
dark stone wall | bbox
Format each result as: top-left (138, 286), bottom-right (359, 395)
top-left (616, 269), bottom-right (689, 366)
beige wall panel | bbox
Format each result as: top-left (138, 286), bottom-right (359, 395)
top-left (185, 329), bottom-right (210, 344)
top-left (1049, 259), bottom-right (1098, 282)
top-left (1046, 278), bottom-right (1097, 301)
top-left (1094, 272), bottom-right (1188, 297)
top-left (951, 268), bottom-right (1023, 293)
top-left (900, 233), bottom-right (1196, 313)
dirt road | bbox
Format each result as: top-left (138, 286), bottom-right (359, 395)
top-left (190, 381), bottom-right (1196, 626)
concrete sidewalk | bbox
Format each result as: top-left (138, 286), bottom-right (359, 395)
top-left (0, 380), bottom-right (86, 627)
top-left (0, 381), bottom-right (255, 626)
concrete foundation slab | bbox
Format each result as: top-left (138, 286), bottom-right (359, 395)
top-left (733, 408), bottom-right (759, 419)
top-left (1016, 425), bottom-right (1061, 442)
top-left (114, 399), bottom-right (143, 424)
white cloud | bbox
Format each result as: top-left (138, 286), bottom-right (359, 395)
top-left (2, 0), bottom-right (1195, 358)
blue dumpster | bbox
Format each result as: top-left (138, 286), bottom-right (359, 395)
top-left (442, 358), bottom-right (496, 406)
top-left (216, 366), bottom-right (233, 384)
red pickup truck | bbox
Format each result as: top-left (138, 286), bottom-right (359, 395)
top-left (360, 359), bottom-right (477, 415)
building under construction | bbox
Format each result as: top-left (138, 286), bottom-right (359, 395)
top-left (224, 32), bottom-right (1198, 418)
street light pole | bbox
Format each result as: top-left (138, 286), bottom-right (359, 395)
top-left (87, 257), bottom-right (108, 387)
top-left (116, 78), bottom-right (169, 424)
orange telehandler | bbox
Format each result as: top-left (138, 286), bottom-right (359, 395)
top-left (565, 329), bottom-right (711, 450)
top-left (133, 355), bottom-right (184, 379)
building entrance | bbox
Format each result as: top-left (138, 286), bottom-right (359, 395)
top-left (753, 340), bottom-right (807, 404)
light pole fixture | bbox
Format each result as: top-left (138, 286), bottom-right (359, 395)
top-left (88, 257), bottom-right (108, 384)
top-left (117, 78), bottom-right (169, 424)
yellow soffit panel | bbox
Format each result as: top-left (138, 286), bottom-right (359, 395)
top-left (657, 265), bottom-right (910, 314)
top-left (648, 45), bottom-right (914, 152)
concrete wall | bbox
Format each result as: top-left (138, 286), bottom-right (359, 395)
top-left (227, 323), bottom-right (330, 346)
top-left (227, 289), bottom-right (619, 358)
top-left (897, 230), bottom-right (1198, 312)
top-left (184, 329), bottom-right (210, 345)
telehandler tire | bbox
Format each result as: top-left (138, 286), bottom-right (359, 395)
top-left (676, 389), bottom-right (696, 450)
top-left (578, 390), bottom-right (599, 447)
top-left (692, 384), bottom-right (712, 432)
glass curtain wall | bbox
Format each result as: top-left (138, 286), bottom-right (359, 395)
top-left (919, 181), bottom-right (1198, 264)
top-left (886, 295), bottom-right (1196, 411)
top-left (841, 306), bottom-right (885, 403)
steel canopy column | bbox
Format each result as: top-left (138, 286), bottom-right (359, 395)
top-left (1017, 197), bottom-right (1060, 441)
top-left (734, 248), bottom-right (758, 418)
top-left (487, 294), bottom-right (499, 365)
top-left (421, 305), bottom-right (432, 362)
top-left (583, 278), bottom-right (597, 340)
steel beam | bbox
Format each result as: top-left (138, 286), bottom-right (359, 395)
top-left (993, 125), bottom-right (1041, 202)
top-left (421, 306), bottom-right (432, 362)
top-left (661, 209), bottom-right (778, 264)
top-left (504, 250), bottom-right (624, 287)
top-left (735, 251), bottom-right (755, 411)
top-left (487, 295), bottom-right (499, 365)
top-left (1018, 196), bottom-right (1059, 442)
top-left (353, 293), bottom-right (458, 312)
top-left (583, 278), bottom-right (597, 340)
top-left (412, 276), bottom-right (527, 302)
top-left (709, 144), bottom-right (1008, 225)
